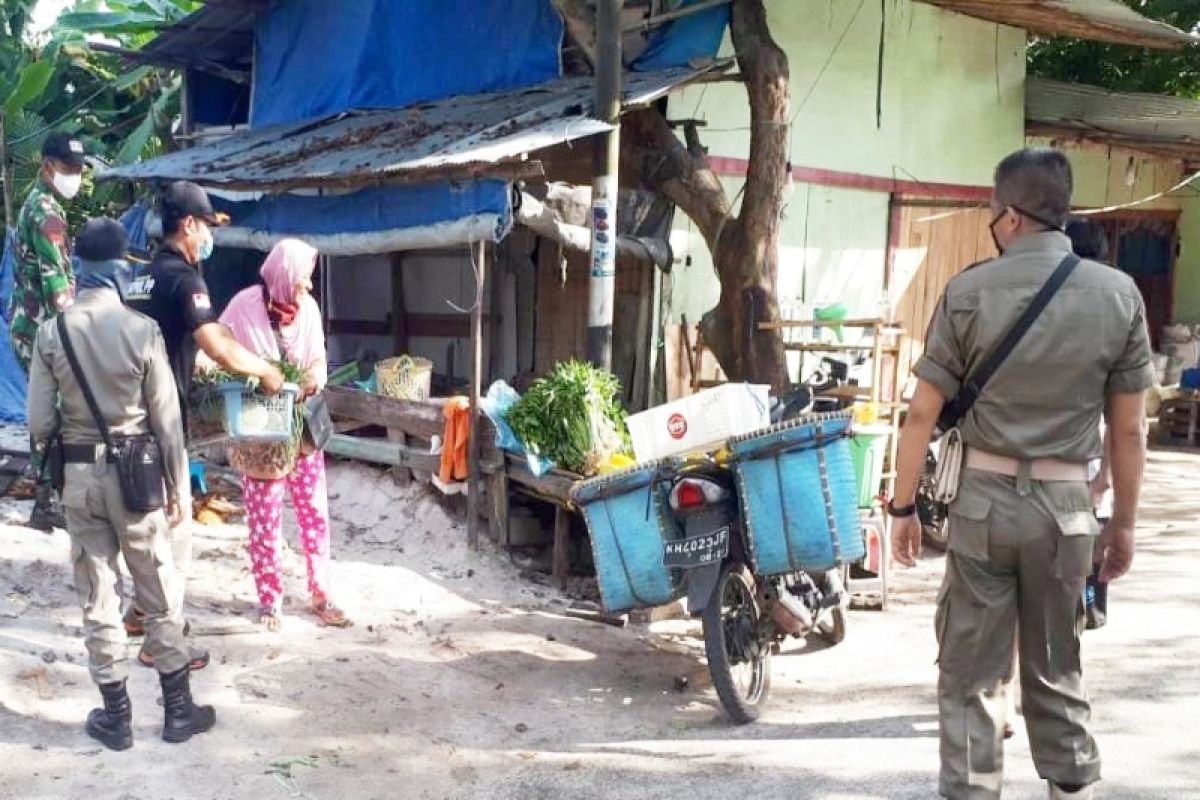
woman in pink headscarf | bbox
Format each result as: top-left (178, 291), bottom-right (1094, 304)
top-left (220, 238), bottom-right (350, 630)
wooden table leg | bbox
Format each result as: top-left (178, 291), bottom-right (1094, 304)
top-left (553, 506), bottom-right (570, 590)
top-left (490, 470), bottom-right (510, 545)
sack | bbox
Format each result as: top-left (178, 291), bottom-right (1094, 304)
top-left (228, 439), bottom-right (298, 481)
top-left (110, 435), bottom-right (166, 514)
top-left (301, 393), bottom-right (334, 452)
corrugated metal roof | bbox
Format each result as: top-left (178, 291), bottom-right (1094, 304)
top-left (1027, 79), bottom-right (1200, 158)
top-left (100, 63), bottom-right (729, 190)
top-left (140, 4), bottom-right (254, 71)
top-left (923, 0), bottom-right (1197, 49)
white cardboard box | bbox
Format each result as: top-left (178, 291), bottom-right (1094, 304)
top-left (627, 383), bottom-right (771, 463)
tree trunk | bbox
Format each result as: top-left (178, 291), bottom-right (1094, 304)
top-left (622, 0), bottom-right (790, 391)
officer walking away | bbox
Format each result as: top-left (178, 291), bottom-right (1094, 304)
top-left (1065, 216), bottom-right (1115, 630)
top-left (889, 149), bottom-right (1151, 800)
top-left (7, 132), bottom-right (86, 531)
top-left (123, 181), bottom-right (284, 655)
top-left (27, 218), bottom-right (215, 750)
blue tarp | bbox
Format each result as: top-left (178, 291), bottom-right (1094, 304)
top-left (252, 0), bottom-right (563, 127)
top-left (216, 181), bottom-right (511, 238)
top-left (119, 203), bottom-right (152, 253)
top-left (633, 0), bottom-right (730, 71)
top-left (0, 228), bottom-right (28, 424)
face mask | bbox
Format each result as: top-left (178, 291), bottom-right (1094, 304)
top-left (52, 170), bottom-right (82, 200)
top-left (988, 209), bottom-right (1008, 255)
top-left (196, 224), bottom-right (215, 262)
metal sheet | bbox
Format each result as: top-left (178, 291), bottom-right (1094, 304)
top-left (923, 0), bottom-right (1196, 50)
top-left (1027, 79), bottom-right (1200, 158)
top-left (100, 63), bottom-right (729, 190)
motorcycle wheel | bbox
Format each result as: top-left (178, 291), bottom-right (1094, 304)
top-left (703, 563), bottom-right (771, 725)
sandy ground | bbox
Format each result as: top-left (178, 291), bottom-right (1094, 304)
top-left (2, 435), bottom-right (1198, 800)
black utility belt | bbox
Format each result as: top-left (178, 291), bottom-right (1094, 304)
top-left (62, 442), bottom-right (106, 464)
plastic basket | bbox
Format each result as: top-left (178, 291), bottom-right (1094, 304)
top-left (729, 411), bottom-right (865, 576)
top-left (572, 460), bottom-right (685, 614)
top-left (376, 356), bottom-right (433, 401)
top-left (217, 382), bottom-right (300, 442)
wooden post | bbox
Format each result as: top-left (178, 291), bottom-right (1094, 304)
top-left (553, 506), bottom-right (571, 590)
top-left (586, 0), bottom-right (623, 368)
top-left (0, 111), bottom-right (13, 228)
top-left (466, 240), bottom-right (488, 550)
top-left (490, 469), bottom-right (510, 545)
top-left (388, 252), bottom-right (413, 486)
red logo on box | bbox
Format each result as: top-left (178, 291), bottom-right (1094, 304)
top-left (667, 413), bottom-right (688, 440)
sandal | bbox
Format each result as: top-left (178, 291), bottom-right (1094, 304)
top-left (311, 598), bottom-right (352, 628)
top-left (259, 611), bottom-right (283, 632)
top-left (139, 646), bottom-right (210, 671)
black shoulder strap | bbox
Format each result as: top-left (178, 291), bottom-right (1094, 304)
top-left (941, 253), bottom-right (1081, 429)
top-left (56, 314), bottom-right (117, 459)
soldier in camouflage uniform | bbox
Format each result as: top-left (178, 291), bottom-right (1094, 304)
top-left (6, 132), bottom-right (86, 531)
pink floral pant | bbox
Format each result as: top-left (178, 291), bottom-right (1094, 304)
top-left (241, 451), bottom-right (332, 615)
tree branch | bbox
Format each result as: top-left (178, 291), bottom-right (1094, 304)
top-left (729, 0), bottom-right (789, 283)
top-left (621, 109), bottom-right (730, 255)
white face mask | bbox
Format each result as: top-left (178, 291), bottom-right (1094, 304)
top-left (51, 170), bottom-right (82, 200)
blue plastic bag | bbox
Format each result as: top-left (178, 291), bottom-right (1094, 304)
top-left (479, 380), bottom-right (553, 476)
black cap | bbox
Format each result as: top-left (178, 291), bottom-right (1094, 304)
top-left (161, 181), bottom-right (227, 227)
top-left (75, 218), bottom-right (130, 262)
top-left (42, 132), bottom-right (87, 169)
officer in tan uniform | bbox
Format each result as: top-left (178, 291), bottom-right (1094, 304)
top-left (27, 219), bottom-right (216, 750)
top-left (889, 149), bottom-right (1152, 799)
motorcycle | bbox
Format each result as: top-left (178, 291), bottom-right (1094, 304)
top-left (663, 458), bottom-right (849, 723)
top-left (658, 366), bottom-right (855, 725)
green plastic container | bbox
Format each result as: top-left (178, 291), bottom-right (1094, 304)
top-left (849, 426), bottom-right (890, 508)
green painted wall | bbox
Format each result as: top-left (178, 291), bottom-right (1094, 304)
top-left (664, 0), bottom-right (1026, 327)
top-left (1174, 195), bottom-right (1200, 323)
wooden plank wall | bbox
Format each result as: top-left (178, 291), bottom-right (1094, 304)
top-left (892, 203), bottom-right (996, 381)
top-left (531, 239), bottom-right (656, 409)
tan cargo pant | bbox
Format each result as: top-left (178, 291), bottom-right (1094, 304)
top-left (62, 461), bottom-right (189, 684)
top-left (936, 468), bottom-right (1100, 799)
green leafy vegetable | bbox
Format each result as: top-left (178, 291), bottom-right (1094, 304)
top-left (505, 360), bottom-right (630, 476)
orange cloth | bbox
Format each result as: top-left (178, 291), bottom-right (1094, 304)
top-left (439, 397), bottom-right (472, 484)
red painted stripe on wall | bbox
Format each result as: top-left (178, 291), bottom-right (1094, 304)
top-left (705, 155), bottom-right (992, 202)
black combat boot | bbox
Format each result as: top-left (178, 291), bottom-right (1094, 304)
top-left (85, 680), bottom-right (133, 751)
top-left (28, 485), bottom-right (66, 532)
top-left (160, 666), bottom-right (216, 744)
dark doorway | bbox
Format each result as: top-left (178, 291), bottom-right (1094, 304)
top-left (1092, 212), bottom-right (1178, 351)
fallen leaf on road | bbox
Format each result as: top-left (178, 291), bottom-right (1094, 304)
top-left (515, 723), bottom-right (529, 734)
top-left (564, 761), bottom-right (583, 771)
top-left (517, 752), bottom-right (537, 761)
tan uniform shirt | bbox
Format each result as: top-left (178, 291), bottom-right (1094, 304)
top-left (27, 288), bottom-right (189, 502)
top-left (916, 231), bottom-right (1154, 463)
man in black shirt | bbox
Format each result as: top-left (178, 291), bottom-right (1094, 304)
top-left (126, 182), bottom-right (285, 662)
top-left (128, 182), bottom-right (285, 418)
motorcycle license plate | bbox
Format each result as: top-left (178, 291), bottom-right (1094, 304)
top-left (663, 527), bottom-right (730, 569)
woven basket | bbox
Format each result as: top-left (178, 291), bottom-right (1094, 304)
top-left (376, 356), bottom-right (433, 401)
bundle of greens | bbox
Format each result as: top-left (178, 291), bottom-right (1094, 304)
top-left (505, 360), bottom-right (631, 476)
